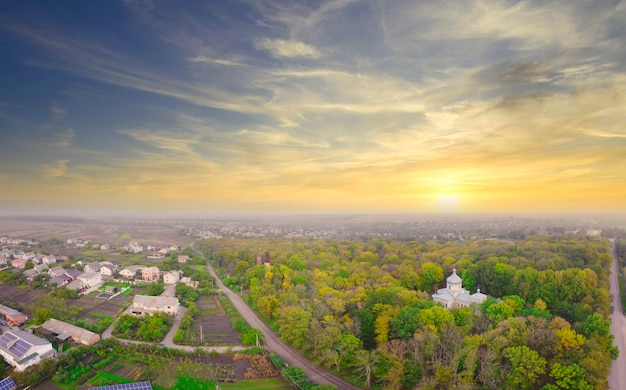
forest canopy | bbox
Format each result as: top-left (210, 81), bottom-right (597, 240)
top-left (198, 235), bottom-right (616, 389)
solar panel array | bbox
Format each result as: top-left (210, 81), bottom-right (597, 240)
top-left (0, 332), bottom-right (32, 358)
top-left (0, 377), bottom-right (16, 390)
top-left (90, 381), bottom-right (153, 390)
top-left (0, 332), bottom-right (17, 350)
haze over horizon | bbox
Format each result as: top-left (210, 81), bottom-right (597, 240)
top-left (1, 1), bottom-right (625, 216)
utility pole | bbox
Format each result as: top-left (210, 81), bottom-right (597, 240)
top-left (200, 323), bottom-right (203, 343)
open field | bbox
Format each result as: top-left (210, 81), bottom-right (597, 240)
top-left (0, 219), bottom-right (196, 248)
top-left (70, 290), bottom-right (136, 323)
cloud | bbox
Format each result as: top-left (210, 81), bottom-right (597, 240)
top-left (254, 38), bottom-right (321, 58)
top-left (55, 128), bottom-right (75, 148)
top-left (188, 56), bottom-right (248, 67)
top-left (40, 159), bottom-right (69, 180)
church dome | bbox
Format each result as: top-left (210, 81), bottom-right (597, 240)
top-left (447, 268), bottom-right (462, 285)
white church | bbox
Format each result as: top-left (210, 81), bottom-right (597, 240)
top-left (432, 268), bottom-right (488, 309)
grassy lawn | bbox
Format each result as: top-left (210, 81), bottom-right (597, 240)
top-left (172, 376), bottom-right (217, 390)
top-left (79, 249), bottom-right (101, 255)
top-left (221, 378), bottom-right (292, 389)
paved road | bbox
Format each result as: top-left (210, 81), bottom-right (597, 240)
top-left (609, 238), bottom-right (626, 390)
top-left (205, 261), bottom-right (361, 389)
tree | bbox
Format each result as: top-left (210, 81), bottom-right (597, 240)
top-left (550, 363), bottom-right (592, 390)
top-left (503, 345), bottom-right (546, 389)
top-left (354, 349), bottom-right (379, 388)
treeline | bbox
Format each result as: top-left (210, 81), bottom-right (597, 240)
top-left (200, 235), bottom-right (616, 389)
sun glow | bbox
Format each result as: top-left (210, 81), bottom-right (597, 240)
top-left (436, 195), bottom-right (460, 213)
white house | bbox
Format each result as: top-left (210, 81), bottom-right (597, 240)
top-left (100, 244), bottom-right (111, 250)
top-left (131, 295), bottom-right (180, 316)
top-left (34, 264), bottom-right (49, 274)
top-left (84, 262), bottom-right (101, 273)
top-left (78, 271), bottom-right (102, 288)
top-left (42, 255), bottom-right (57, 265)
top-left (100, 264), bottom-right (117, 277)
top-left (163, 270), bottom-right (181, 285)
top-left (124, 242), bottom-right (144, 253)
top-left (119, 265), bottom-right (144, 278)
top-left (432, 268), bottom-right (488, 309)
top-left (0, 329), bottom-right (56, 371)
top-left (177, 255), bottom-right (190, 264)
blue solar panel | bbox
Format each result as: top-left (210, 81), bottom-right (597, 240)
top-left (9, 340), bottom-right (31, 357)
top-left (0, 333), bottom-right (16, 350)
top-left (0, 377), bottom-right (16, 390)
top-left (89, 381), bottom-right (153, 390)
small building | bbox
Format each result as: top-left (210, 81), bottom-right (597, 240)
top-left (141, 266), bottom-right (160, 282)
top-left (163, 270), bottom-right (181, 285)
top-left (78, 272), bottom-right (102, 288)
top-left (65, 268), bottom-right (83, 281)
top-left (10, 258), bottom-right (27, 269)
top-left (65, 279), bottom-right (84, 291)
top-left (34, 264), bottom-right (49, 274)
top-left (40, 318), bottom-right (100, 346)
top-left (177, 255), bottom-right (189, 264)
top-left (0, 304), bottom-right (28, 326)
top-left (119, 265), bottom-right (144, 279)
top-left (105, 285), bottom-right (118, 294)
top-left (49, 275), bottom-right (72, 287)
top-left (180, 277), bottom-right (199, 288)
top-left (432, 268), bottom-right (488, 309)
top-left (131, 295), bottom-right (179, 316)
top-left (48, 266), bottom-right (67, 278)
top-left (100, 243), bottom-right (111, 250)
top-left (0, 329), bottom-right (56, 372)
top-left (100, 264), bottom-right (117, 277)
top-left (84, 262), bottom-right (102, 273)
top-left (42, 255), bottom-right (57, 265)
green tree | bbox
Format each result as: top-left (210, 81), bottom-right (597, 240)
top-left (503, 345), bottom-right (546, 389)
top-left (550, 363), bottom-right (592, 390)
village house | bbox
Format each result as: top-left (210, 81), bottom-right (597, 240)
top-left (141, 266), bottom-right (160, 282)
top-left (100, 264), bottom-right (117, 277)
top-left (0, 304), bottom-right (28, 326)
top-left (100, 243), bottom-right (111, 250)
top-left (124, 242), bottom-right (144, 253)
top-left (119, 265), bottom-right (144, 279)
top-left (24, 268), bottom-right (38, 281)
top-left (65, 279), bottom-right (84, 291)
top-left (131, 295), bottom-right (179, 316)
top-left (180, 277), bottom-right (199, 288)
top-left (34, 264), bottom-right (49, 274)
top-left (0, 255), bottom-right (7, 267)
top-left (78, 271), bottom-right (102, 288)
top-left (84, 262), bottom-right (101, 273)
top-left (21, 252), bottom-right (36, 261)
top-left (0, 329), bottom-right (56, 371)
top-left (49, 274), bottom-right (71, 287)
top-left (41, 255), bottom-right (56, 265)
top-left (163, 270), bottom-right (181, 285)
top-left (177, 255), bottom-right (190, 264)
top-left (40, 318), bottom-right (100, 346)
top-left (11, 258), bottom-right (27, 269)
top-left (65, 268), bottom-right (83, 281)
top-left (48, 266), bottom-right (67, 278)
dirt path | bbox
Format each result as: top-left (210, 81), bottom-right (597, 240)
top-left (204, 260), bottom-right (361, 389)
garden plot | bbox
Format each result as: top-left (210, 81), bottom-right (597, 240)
top-left (191, 295), bottom-right (241, 346)
top-left (0, 283), bottom-right (49, 314)
top-left (70, 291), bottom-right (133, 324)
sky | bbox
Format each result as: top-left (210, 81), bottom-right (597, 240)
top-left (0, 0), bottom-right (625, 217)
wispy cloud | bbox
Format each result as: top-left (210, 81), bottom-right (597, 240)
top-left (40, 159), bottom-right (69, 180)
top-left (254, 38), bottom-right (321, 59)
top-left (188, 56), bottom-right (248, 67)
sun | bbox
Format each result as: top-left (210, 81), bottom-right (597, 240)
top-left (436, 195), bottom-right (460, 213)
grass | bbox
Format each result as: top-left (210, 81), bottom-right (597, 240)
top-left (115, 233), bottom-right (132, 246)
top-left (220, 378), bottom-right (292, 389)
top-left (92, 313), bottom-right (113, 319)
top-left (172, 376), bottom-right (217, 389)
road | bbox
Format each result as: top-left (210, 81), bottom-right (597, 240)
top-left (609, 238), bottom-right (626, 390)
top-left (205, 261), bottom-right (361, 389)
